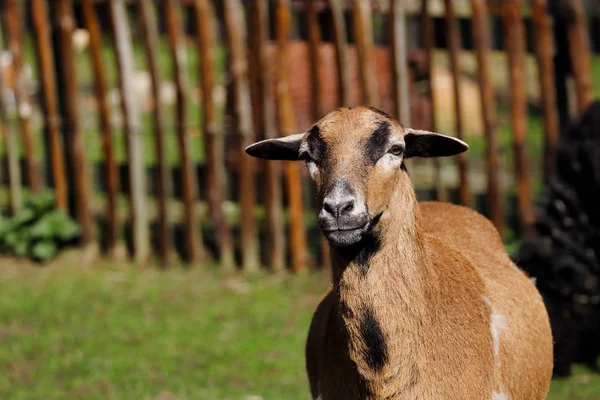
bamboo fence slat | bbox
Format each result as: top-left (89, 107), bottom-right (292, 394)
top-left (31, 0), bottom-right (68, 211)
top-left (327, 0), bottom-right (351, 106)
top-left (224, 0), bottom-right (260, 272)
top-left (109, 0), bottom-right (150, 262)
top-left (565, 0), bottom-right (593, 115)
top-left (54, 0), bottom-right (95, 245)
top-left (389, 0), bottom-right (411, 124)
top-left (276, 0), bottom-right (309, 273)
top-left (443, 0), bottom-right (471, 206)
top-left (470, 0), bottom-right (503, 232)
top-left (165, 0), bottom-right (203, 263)
top-left (248, 0), bottom-right (286, 272)
top-left (0, 19), bottom-right (22, 214)
top-left (531, 0), bottom-right (559, 183)
top-left (138, 0), bottom-right (171, 265)
top-left (307, 0), bottom-right (325, 120)
top-left (2, 0), bottom-right (40, 192)
top-left (193, 0), bottom-right (234, 268)
top-left (353, 0), bottom-right (379, 106)
top-left (306, 0), bottom-right (330, 268)
top-left (83, 0), bottom-right (119, 253)
top-left (422, 0), bottom-right (446, 202)
top-left (503, 0), bottom-right (534, 236)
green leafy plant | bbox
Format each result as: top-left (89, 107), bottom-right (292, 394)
top-left (0, 191), bottom-right (81, 262)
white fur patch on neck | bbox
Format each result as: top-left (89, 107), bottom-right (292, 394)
top-left (492, 391), bottom-right (509, 400)
top-left (481, 296), bottom-right (507, 357)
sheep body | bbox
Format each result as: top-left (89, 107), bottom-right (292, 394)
top-left (306, 201), bottom-right (552, 399)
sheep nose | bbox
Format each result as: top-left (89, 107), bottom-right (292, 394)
top-left (322, 196), bottom-right (355, 219)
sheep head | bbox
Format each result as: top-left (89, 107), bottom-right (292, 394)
top-left (246, 106), bottom-right (468, 247)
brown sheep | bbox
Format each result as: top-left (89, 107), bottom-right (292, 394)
top-left (245, 106), bottom-right (553, 399)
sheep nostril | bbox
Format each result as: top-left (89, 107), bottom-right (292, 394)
top-left (323, 201), bottom-right (336, 216)
top-left (339, 200), bottom-right (355, 215)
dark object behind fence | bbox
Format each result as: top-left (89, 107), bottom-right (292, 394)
top-left (513, 101), bottom-right (600, 377)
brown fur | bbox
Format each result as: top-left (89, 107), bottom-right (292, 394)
top-left (246, 106), bottom-right (553, 399)
top-left (302, 108), bottom-right (553, 399)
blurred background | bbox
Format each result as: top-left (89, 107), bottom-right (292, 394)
top-left (0, 0), bottom-right (599, 398)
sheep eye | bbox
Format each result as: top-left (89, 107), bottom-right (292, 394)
top-left (388, 145), bottom-right (403, 156)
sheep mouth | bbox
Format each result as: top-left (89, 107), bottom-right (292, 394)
top-left (320, 213), bottom-right (381, 247)
top-left (324, 225), bottom-right (369, 247)
top-left (323, 225), bottom-right (367, 233)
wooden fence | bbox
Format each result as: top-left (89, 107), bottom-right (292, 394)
top-left (0, 0), bottom-right (597, 270)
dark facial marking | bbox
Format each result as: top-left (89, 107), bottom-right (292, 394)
top-left (365, 121), bottom-right (391, 164)
top-left (306, 125), bottom-right (328, 163)
top-left (360, 307), bottom-right (388, 371)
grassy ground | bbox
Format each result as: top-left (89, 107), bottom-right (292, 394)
top-left (0, 259), bottom-right (599, 400)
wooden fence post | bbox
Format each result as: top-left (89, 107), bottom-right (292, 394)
top-left (53, 0), bottom-right (95, 245)
top-left (389, 0), bottom-right (411, 124)
top-left (353, 0), bottom-right (379, 106)
top-left (326, 0), bottom-right (351, 106)
top-left (0, 20), bottom-right (22, 214)
top-left (443, 0), bottom-right (471, 206)
top-left (224, 0), bottom-right (260, 273)
top-left (565, 0), bottom-right (593, 115)
top-left (82, 0), bottom-right (119, 254)
top-left (307, 0), bottom-right (325, 120)
top-left (138, 0), bottom-right (171, 266)
top-left (193, 0), bottom-right (234, 268)
top-left (531, 0), bottom-right (559, 183)
top-left (165, 0), bottom-right (203, 264)
top-left (503, 0), bottom-right (534, 236)
top-left (248, 0), bottom-right (286, 272)
top-left (31, 0), bottom-right (68, 211)
top-left (109, 0), bottom-right (150, 263)
top-left (422, 0), bottom-right (446, 202)
top-left (306, 0), bottom-right (330, 268)
top-left (2, 0), bottom-right (41, 192)
top-left (276, 0), bottom-right (308, 273)
top-left (469, 0), bottom-right (503, 232)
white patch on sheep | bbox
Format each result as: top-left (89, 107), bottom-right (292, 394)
top-left (307, 160), bottom-right (319, 180)
top-left (482, 296), bottom-right (507, 357)
top-left (492, 391), bottom-right (509, 400)
top-left (379, 152), bottom-right (404, 169)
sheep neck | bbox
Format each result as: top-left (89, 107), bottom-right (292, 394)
top-left (329, 192), bottom-right (435, 385)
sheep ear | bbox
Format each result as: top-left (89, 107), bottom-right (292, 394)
top-left (245, 133), bottom-right (304, 160)
top-left (404, 128), bottom-right (468, 158)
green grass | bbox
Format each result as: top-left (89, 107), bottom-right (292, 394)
top-left (0, 259), bottom-right (329, 400)
top-left (0, 259), bottom-right (599, 400)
